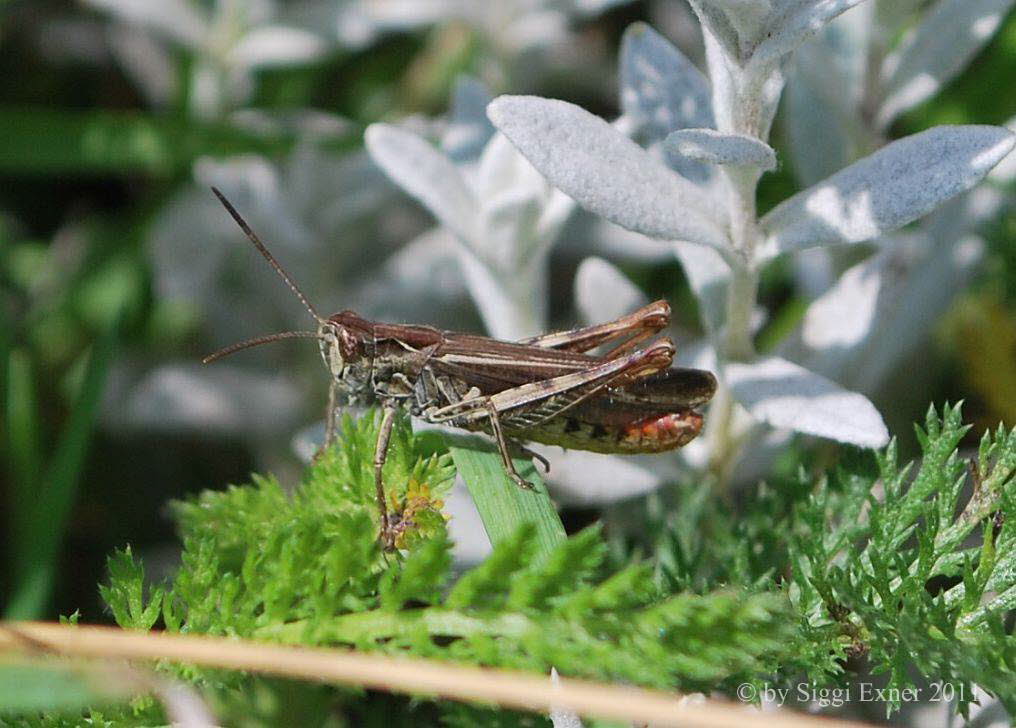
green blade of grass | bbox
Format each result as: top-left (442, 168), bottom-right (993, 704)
top-left (0, 662), bottom-right (113, 714)
top-left (5, 349), bottom-right (42, 591)
top-left (444, 433), bottom-right (565, 559)
top-left (5, 315), bottom-right (120, 619)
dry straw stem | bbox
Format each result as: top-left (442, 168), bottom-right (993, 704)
top-left (0, 621), bottom-right (874, 728)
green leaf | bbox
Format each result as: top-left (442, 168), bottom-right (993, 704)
top-left (0, 663), bottom-right (110, 714)
top-left (445, 433), bottom-right (566, 560)
top-left (98, 546), bottom-right (164, 631)
top-left (5, 349), bottom-right (41, 592)
top-left (5, 314), bottom-right (120, 619)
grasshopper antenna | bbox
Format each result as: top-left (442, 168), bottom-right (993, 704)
top-left (211, 187), bottom-right (323, 324)
top-left (202, 330), bottom-right (322, 364)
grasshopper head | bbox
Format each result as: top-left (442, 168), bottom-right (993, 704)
top-left (319, 311), bottom-right (374, 397)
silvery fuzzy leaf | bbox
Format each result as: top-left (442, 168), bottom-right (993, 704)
top-left (689, 0), bottom-right (867, 65)
top-left (759, 125), bottom-right (1016, 258)
top-left (154, 148), bottom-right (411, 348)
top-left (582, 218), bottom-right (675, 263)
top-left (708, 0), bottom-right (774, 52)
top-left (477, 189), bottom-right (544, 270)
top-left (847, 235), bottom-right (983, 393)
top-left (349, 227), bottom-right (469, 324)
top-left (575, 256), bottom-right (647, 325)
top-left (107, 23), bottom-right (178, 108)
top-left (989, 117), bottom-right (1016, 183)
top-left (344, 0), bottom-right (453, 30)
top-left (685, 0), bottom-right (744, 61)
top-left (474, 132), bottom-right (575, 246)
top-left (701, 25), bottom-right (785, 141)
top-left (783, 2), bottom-right (873, 185)
top-left (83, 0), bottom-right (206, 48)
top-left (877, 0), bottom-right (1016, 129)
top-left (228, 25), bottom-right (330, 69)
top-left (365, 123), bottom-right (479, 243)
top-left (487, 95), bottom-right (729, 249)
top-left (442, 76), bottom-right (496, 163)
top-left (499, 10), bottom-right (572, 53)
top-left (673, 242), bottom-right (730, 335)
top-left (534, 447), bottom-right (679, 506)
top-left (619, 22), bottom-right (714, 143)
top-left (476, 132), bottom-right (548, 204)
top-left (105, 363), bottom-right (303, 438)
top-left (797, 248), bottom-right (884, 374)
top-left (783, 68), bottom-right (858, 188)
top-left (753, 0), bottom-right (871, 66)
top-left (455, 243), bottom-right (546, 339)
top-left (665, 128), bottom-right (777, 170)
top-left (726, 355), bottom-right (889, 447)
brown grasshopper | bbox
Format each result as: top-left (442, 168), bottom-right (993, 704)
top-left (204, 188), bottom-right (716, 549)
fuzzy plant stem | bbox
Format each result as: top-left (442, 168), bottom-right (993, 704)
top-left (706, 74), bottom-right (767, 483)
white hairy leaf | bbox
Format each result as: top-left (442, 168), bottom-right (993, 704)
top-left (454, 246), bottom-right (545, 339)
top-left (476, 132), bottom-right (548, 203)
top-left (229, 26), bottom-right (329, 69)
top-left (478, 189), bottom-right (543, 270)
top-left (760, 125), bottom-right (1015, 258)
top-left (709, 0), bottom-right (773, 48)
top-left (575, 257), bottom-right (647, 325)
top-left (442, 75), bottom-right (496, 163)
top-left (365, 123), bottom-right (478, 243)
top-left (800, 252), bottom-right (882, 352)
top-left (878, 0), bottom-right (1016, 128)
top-left (845, 235), bottom-right (984, 393)
top-left (488, 95), bottom-right (729, 249)
top-left (685, 1), bottom-right (744, 61)
top-left (620, 22), bottom-right (714, 141)
top-left (536, 448), bottom-right (679, 505)
top-left (727, 356), bottom-right (889, 448)
top-left (665, 128), bottom-right (776, 170)
top-left (753, 0), bottom-right (870, 65)
top-left (83, 0), bottom-right (205, 47)
top-left (673, 242), bottom-right (730, 335)
top-left (784, 3), bottom-right (873, 184)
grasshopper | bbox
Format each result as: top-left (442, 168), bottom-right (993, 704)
top-left (205, 188), bottom-right (716, 549)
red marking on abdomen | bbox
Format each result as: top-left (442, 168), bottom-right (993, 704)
top-left (621, 411), bottom-right (703, 452)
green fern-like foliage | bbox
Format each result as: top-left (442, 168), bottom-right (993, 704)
top-left (91, 409), bottom-right (787, 725)
top-left (788, 403), bottom-right (1016, 714)
top-left (640, 403), bottom-right (1016, 716)
top-left (34, 403), bottom-right (1015, 726)
top-left (134, 410), bottom-right (456, 639)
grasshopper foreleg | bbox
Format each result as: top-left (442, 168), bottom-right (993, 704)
top-left (374, 402), bottom-right (398, 550)
top-left (311, 379), bottom-right (341, 464)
